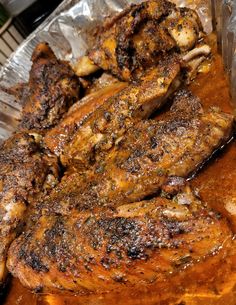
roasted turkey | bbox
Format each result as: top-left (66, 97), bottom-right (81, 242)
top-left (88, 0), bottom-right (206, 81)
top-left (0, 0), bottom-right (234, 299)
top-left (7, 186), bottom-right (234, 294)
top-left (20, 42), bottom-right (81, 130)
top-left (0, 132), bottom-right (59, 288)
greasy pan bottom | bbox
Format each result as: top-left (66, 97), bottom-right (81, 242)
top-left (2, 35), bottom-right (236, 305)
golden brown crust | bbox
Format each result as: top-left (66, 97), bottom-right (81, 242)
top-left (61, 55), bottom-right (181, 169)
top-left (7, 188), bottom-right (233, 293)
top-left (0, 2), bottom-right (231, 296)
top-left (44, 82), bottom-right (127, 156)
top-left (0, 132), bottom-right (59, 287)
top-left (89, 0), bottom-right (202, 81)
top-left (37, 90), bottom-right (234, 219)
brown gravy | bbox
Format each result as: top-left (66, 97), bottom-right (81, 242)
top-left (2, 36), bottom-right (236, 305)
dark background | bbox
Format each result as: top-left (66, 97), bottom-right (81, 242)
top-left (13, 0), bottom-right (63, 37)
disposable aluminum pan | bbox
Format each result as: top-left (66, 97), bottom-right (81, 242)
top-left (0, 0), bottom-right (213, 143)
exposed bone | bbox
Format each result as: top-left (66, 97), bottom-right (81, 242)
top-left (187, 56), bottom-right (206, 81)
top-left (182, 44), bottom-right (211, 62)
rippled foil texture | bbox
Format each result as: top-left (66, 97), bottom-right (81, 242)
top-left (0, 0), bottom-right (212, 142)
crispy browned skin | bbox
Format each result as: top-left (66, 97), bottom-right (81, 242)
top-left (7, 187), bottom-right (234, 293)
top-left (37, 90), bottom-right (233, 217)
top-left (99, 90), bottom-right (234, 203)
top-left (44, 82), bottom-right (127, 156)
top-left (20, 43), bottom-right (80, 130)
top-left (61, 55), bottom-right (181, 169)
top-left (89, 0), bottom-right (202, 80)
top-left (0, 133), bottom-right (59, 288)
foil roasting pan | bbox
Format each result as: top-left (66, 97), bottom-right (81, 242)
top-left (1, 0), bottom-right (236, 143)
top-left (0, 0), bottom-right (213, 143)
top-left (0, 1), bottom-right (236, 304)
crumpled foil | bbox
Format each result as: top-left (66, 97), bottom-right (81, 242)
top-left (216, 0), bottom-right (236, 111)
top-left (0, 0), bottom-right (212, 142)
top-left (210, 0), bottom-right (236, 111)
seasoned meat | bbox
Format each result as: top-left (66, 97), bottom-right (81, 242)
top-left (44, 82), bottom-right (127, 156)
top-left (61, 55), bottom-right (181, 169)
top-left (0, 1), bottom-right (231, 297)
top-left (89, 0), bottom-right (203, 80)
top-left (91, 90), bottom-right (233, 204)
top-left (85, 72), bottom-right (123, 95)
top-left (20, 42), bottom-right (80, 130)
top-left (37, 90), bottom-right (233, 217)
top-left (0, 133), bottom-right (59, 288)
top-left (7, 187), bottom-right (234, 293)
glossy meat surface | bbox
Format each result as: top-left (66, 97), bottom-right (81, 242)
top-left (0, 133), bottom-right (59, 288)
top-left (0, 2), bottom-right (233, 298)
top-left (44, 82), bottom-right (127, 156)
top-left (89, 0), bottom-right (202, 80)
top-left (61, 55), bottom-right (181, 169)
top-left (92, 90), bottom-right (233, 203)
top-left (7, 187), bottom-right (233, 293)
top-left (20, 43), bottom-right (80, 130)
top-left (36, 90), bottom-right (233, 217)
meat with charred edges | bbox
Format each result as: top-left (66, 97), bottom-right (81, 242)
top-left (35, 90), bottom-right (233, 219)
top-left (20, 42), bottom-right (80, 130)
top-left (0, 132), bottom-right (59, 288)
top-left (89, 0), bottom-right (204, 80)
top-left (44, 81), bottom-right (127, 156)
top-left (7, 186), bottom-right (234, 294)
top-left (61, 55), bottom-right (182, 169)
top-left (0, 0), bottom-right (233, 297)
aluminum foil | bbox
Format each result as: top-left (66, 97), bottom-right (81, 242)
top-left (216, 0), bottom-right (236, 111)
top-left (209, 0), bottom-right (236, 111)
top-left (0, 0), bottom-right (212, 142)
